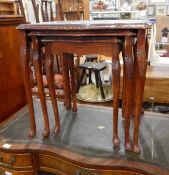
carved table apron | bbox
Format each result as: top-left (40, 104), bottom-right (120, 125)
top-left (18, 20), bottom-right (150, 153)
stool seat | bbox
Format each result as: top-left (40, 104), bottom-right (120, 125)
top-left (85, 54), bottom-right (98, 62)
top-left (78, 62), bottom-right (107, 71)
top-left (82, 55), bottom-right (98, 85)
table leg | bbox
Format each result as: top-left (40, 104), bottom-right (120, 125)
top-left (76, 69), bottom-right (86, 93)
top-left (59, 53), bottom-right (67, 106)
top-left (132, 44), bottom-right (145, 116)
top-left (55, 54), bottom-right (60, 73)
top-left (63, 53), bottom-right (71, 109)
top-left (74, 55), bottom-right (80, 85)
top-left (124, 36), bottom-right (134, 151)
top-left (98, 71), bottom-right (105, 99)
top-left (88, 69), bottom-right (92, 84)
top-left (68, 54), bottom-right (77, 112)
top-left (112, 44), bottom-right (120, 146)
top-left (145, 36), bottom-right (149, 63)
top-left (94, 71), bottom-right (99, 88)
top-left (45, 43), bottom-right (60, 134)
top-left (23, 34), bottom-right (36, 137)
top-left (122, 49), bottom-right (126, 119)
top-left (131, 35), bottom-right (148, 118)
top-left (32, 37), bottom-right (50, 138)
top-left (131, 42), bottom-right (137, 117)
top-left (133, 29), bottom-right (147, 153)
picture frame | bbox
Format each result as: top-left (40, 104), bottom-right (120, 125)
top-left (156, 5), bottom-right (167, 15)
top-left (150, 0), bottom-right (168, 4)
top-left (156, 16), bottom-right (169, 43)
top-left (148, 4), bottom-right (156, 16)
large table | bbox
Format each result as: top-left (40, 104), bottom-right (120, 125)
top-left (0, 102), bottom-right (169, 175)
top-left (18, 20), bottom-right (150, 153)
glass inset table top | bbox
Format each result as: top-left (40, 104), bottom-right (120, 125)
top-left (0, 101), bottom-right (169, 172)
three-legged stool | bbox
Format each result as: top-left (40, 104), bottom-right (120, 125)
top-left (76, 62), bottom-right (107, 99)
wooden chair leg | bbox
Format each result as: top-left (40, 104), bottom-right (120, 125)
top-left (124, 36), bottom-right (134, 151)
top-left (68, 54), bottom-right (77, 112)
top-left (94, 71), bottom-right (99, 88)
top-left (133, 30), bottom-right (147, 153)
top-left (98, 71), bottom-right (105, 99)
top-left (76, 69), bottom-right (86, 93)
top-left (45, 43), bottom-right (60, 134)
top-left (24, 35), bottom-right (36, 137)
top-left (112, 44), bottom-right (120, 146)
top-left (88, 69), bottom-right (92, 84)
top-left (32, 37), bottom-right (50, 138)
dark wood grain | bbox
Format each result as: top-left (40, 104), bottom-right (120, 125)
top-left (133, 29), bottom-right (147, 153)
top-left (124, 36), bottom-right (134, 151)
top-left (0, 15), bottom-right (25, 26)
top-left (112, 43), bottom-right (120, 146)
top-left (0, 15), bottom-right (26, 123)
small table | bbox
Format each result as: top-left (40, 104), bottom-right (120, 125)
top-left (18, 20), bottom-right (150, 153)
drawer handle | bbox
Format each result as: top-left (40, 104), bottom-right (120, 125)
top-left (0, 156), bottom-right (16, 168)
top-left (75, 168), bottom-right (98, 175)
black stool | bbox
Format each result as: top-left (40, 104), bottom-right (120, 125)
top-left (76, 62), bottom-right (107, 99)
top-left (85, 54), bottom-right (98, 62)
top-left (85, 54), bottom-right (98, 84)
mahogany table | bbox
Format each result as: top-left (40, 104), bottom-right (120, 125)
top-left (18, 20), bottom-right (150, 153)
top-left (0, 102), bottom-right (169, 175)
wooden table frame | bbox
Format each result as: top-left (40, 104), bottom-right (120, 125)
top-left (18, 20), bottom-right (150, 153)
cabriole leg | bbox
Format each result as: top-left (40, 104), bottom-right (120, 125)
top-left (112, 44), bottom-right (120, 146)
top-left (32, 37), bottom-right (50, 138)
top-left (45, 43), bottom-right (60, 134)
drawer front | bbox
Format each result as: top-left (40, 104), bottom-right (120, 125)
top-left (0, 152), bottom-right (33, 169)
top-left (39, 154), bottom-right (143, 175)
top-left (0, 168), bottom-right (35, 175)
